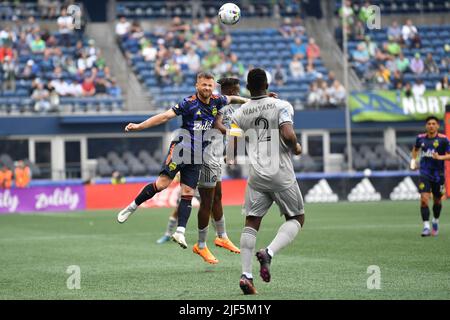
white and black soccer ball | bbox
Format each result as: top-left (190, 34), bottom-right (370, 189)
top-left (218, 3), bottom-right (241, 25)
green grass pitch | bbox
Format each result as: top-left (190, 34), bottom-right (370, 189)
top-left (0, 201), bottom-right (449, 300)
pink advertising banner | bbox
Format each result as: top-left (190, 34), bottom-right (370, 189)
top-left (0, 186), bottom-right (85, 214)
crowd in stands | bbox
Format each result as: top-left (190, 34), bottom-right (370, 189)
top-left (339, 0), bottom-right (449, 94)
top-left (117, 14), bottom-right (342, 109)
top-left (0, 5), bottom-right (122, 113)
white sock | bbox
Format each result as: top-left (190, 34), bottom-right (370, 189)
top-left (176, 226), bottom-right (186, 234)
top-left (424, 221), bottom-right (430, 229)
top-left (198, 226), bottom-right (208, 249)
top-left (266, 247), bottom-right (274, 258)
top-left (240, 227), bottom-right (257, 277)
top-left (243, 272), bottom-right (253, 279)
top-left (432, 218), bottom-right (439, 224)
top-left (129, 201), bottom-right (137, 210)
top-left (267, 219), bottom-right (301, 257)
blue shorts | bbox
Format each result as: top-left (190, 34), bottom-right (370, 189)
top-left (418, 175), bottom-right (445, 198)
top-left (159, 141), bottom-right (202, 189)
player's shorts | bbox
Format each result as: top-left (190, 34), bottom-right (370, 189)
top-left (418, 175), bottom-right (445, 198)
top-left (198, 163), bottom-right (222, 188)
top-left (243, 181), bottom-right (305, 218)
top-left (159, 141), bottom-right (202, 189)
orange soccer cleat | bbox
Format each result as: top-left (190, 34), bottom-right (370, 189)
top-left (214, 237), bottom-right (240, 254)
top-left (193, 243), bottom-right (219, 264)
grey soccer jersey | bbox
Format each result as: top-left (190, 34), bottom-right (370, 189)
top-left (203, 104), bottom-right (241, 167)
top-left (231, 97), bottom-right (296, 192)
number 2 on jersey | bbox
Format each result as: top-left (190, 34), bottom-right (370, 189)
top-left (255, 117), bottom-right (271, 142)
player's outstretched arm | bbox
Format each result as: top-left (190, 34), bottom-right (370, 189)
top-left (280, 123), bottom-right (302, 155)
top-left (226, 95), bottom-right (249, 105)
top-left (125, 109), bottom-right (177, 132)
top-left (410, 147), bottom-right (419, 170)
top-left (214, 114), bottom-right (227, 135)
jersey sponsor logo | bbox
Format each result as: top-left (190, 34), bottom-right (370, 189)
top-left (193, 121), bottom-right (213, 131)
top-left (419, 182), bottom-right (425, 190)
top-left (212, 107), bottom-right (217, 116)
top-left (421, 149), bottom-right (436, 158)
top-left (196, 110), bottom-right (202, 115)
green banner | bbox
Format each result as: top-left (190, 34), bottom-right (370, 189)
top-left (350, 90), bottom-right (450, 122)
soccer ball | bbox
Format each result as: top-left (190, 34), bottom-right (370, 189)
top-left (218, 3), bottom-right (241, 25)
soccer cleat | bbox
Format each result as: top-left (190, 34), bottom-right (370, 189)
top-left (214, 237), bottom-right (240, 254)
top-left (156, 235), bottom-right (171, 244)
top-left (431, 223), bottom-right (439, 236)
top-left (117, 206), bottom-right (136, 224)
top-left (193, 243), bottom-right (219, 264)
top-left (171, 232), bottom-right (188, 249)
top-left (239, 275), bottom-right (257, 295)
top-left (256, 248), bottom-right (272, 282)
top-left (421, 227), bottom-right (431, 237)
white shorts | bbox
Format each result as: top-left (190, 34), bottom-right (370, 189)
top-left (244, 182), bottom-right (305, 218)
top-left (198, 163), bottom-right (222, 188)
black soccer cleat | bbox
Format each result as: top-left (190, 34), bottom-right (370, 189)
top-left (256, 248), bottom-right (272, 283)
top-left (239, 275), bottom-right (257, 295)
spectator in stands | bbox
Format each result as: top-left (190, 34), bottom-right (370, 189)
top-left (23, 16), bottom-right (39, 34)
top-left (306, 37), bottom-right (321, 64)
top-left (410, 53), bottom-right (424, 75)
top-left (441, 44), bottom-right (450, 70)
top-left (306, 82), bottom-right (320, 109)
top-left (327, 71), bottom-right (336, 87)
top-left (385, 36), bottom-right (401, 57)
top-left (130, 21), bottom-right (145, 40)
top-left (435, 75), bottom-right (449, 91)
top-left (290, 37), bottom-right (307, 60)
top-left (226, 53), bottom-right (245, 78)
top-left (197, 17), bottom-right (212, 34)
top-left (108, 78), bottom-right (122, 98)
top-left (115, 16), bottom-right (131, 39)
top-left (141, 40), bottom-right (157, 62)
top-left (94, 77), bottom-right (109, 97)
top-left (424, 53), bottom-right (439, 74)
top-left (170, 16), bottom-right (190, 34)
top-left (82, 76), bottom-right (96, 96)
top-left (14, 160), bottom-right (30, 188)
top-left (31, 82), bottom-right (51, 112)
top-left (279, 17), bottom-right (294, 38)
top-left (22, 59), bottom-right (40, 80)
top-left (327, 80), bottom-right (346, 108)
top-left (351, 43), bottom-right (370, 76)
top-left (374, 64), bottom-right (390, 89)
top-left (339, 0), bottom-right (355, 27)
top-left (392, 70), bottom-right (404, 89)
top-left (403, 82), bottom-right (413, 98)
top-left (0, 164), bottom-right (13, 189)
top-left (362, 35), bottom-right (377, 58)
top-left (412, 79), bottom-right (426, 98)
top-left (352, 20), bottom-right (366, 41)
top-left (2, 56), bottom-right (18, 92)
top-left (30, 34), bottom-right (46, 53)
top-left (49, 76), bottom-right (69, 96)
top-left (358, 1), bottom-right (372, 23)
top-left (273, 64), bottom-right (287, 87)
top-left (291, 16), bottom-right (306, 37)
top-left (0, 42), bottom-right (14, 63)
top-left (386, 56), bottom-right (398, 73)
top-left (401, 19), bottom-right (420, 48)
top-left (395, 52), bottom-right (410, 73)
top-left (306, 62), bottom-right (323, 79)
top-left (290, 55), bottom-right (304, 79)
top-left (387, 20), bottom-right (402, 43)
top-left (57, 8), bottom-right (74, 47)
top-left (186, 48), bottom-right (201, 73)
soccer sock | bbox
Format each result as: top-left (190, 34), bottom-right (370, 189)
top-left (134, 182), bottom-right (159, 206)
top-left (214, 216), bottom-right (228, 238)
top-left (420, 206), bottom-right (430, 224)
top-left (198, 226), bottom-right (208, 249)
top-left (165, 217), bottom-right (177, 236)
top-left (240, 227), bottom-right (257, 278)
top-left (267, 219), bottom-right (301, 257)
top-left (432, 204), bottom-right (442, 220)
top-left (177, 195), bottom-right (193, 229)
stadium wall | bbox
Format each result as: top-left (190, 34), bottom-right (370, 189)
top-left (0, 173), bottom-right (427, 214)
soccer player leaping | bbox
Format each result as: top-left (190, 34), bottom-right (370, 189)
top-left (410, 116), bottom-right (450, 237)
top-left (117, 72), bottom-right (248, 249)
top-left (229, 68), bottom-right (304, 295)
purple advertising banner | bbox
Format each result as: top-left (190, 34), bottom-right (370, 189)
top-left (0, 186), bottom-right (85, 213)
